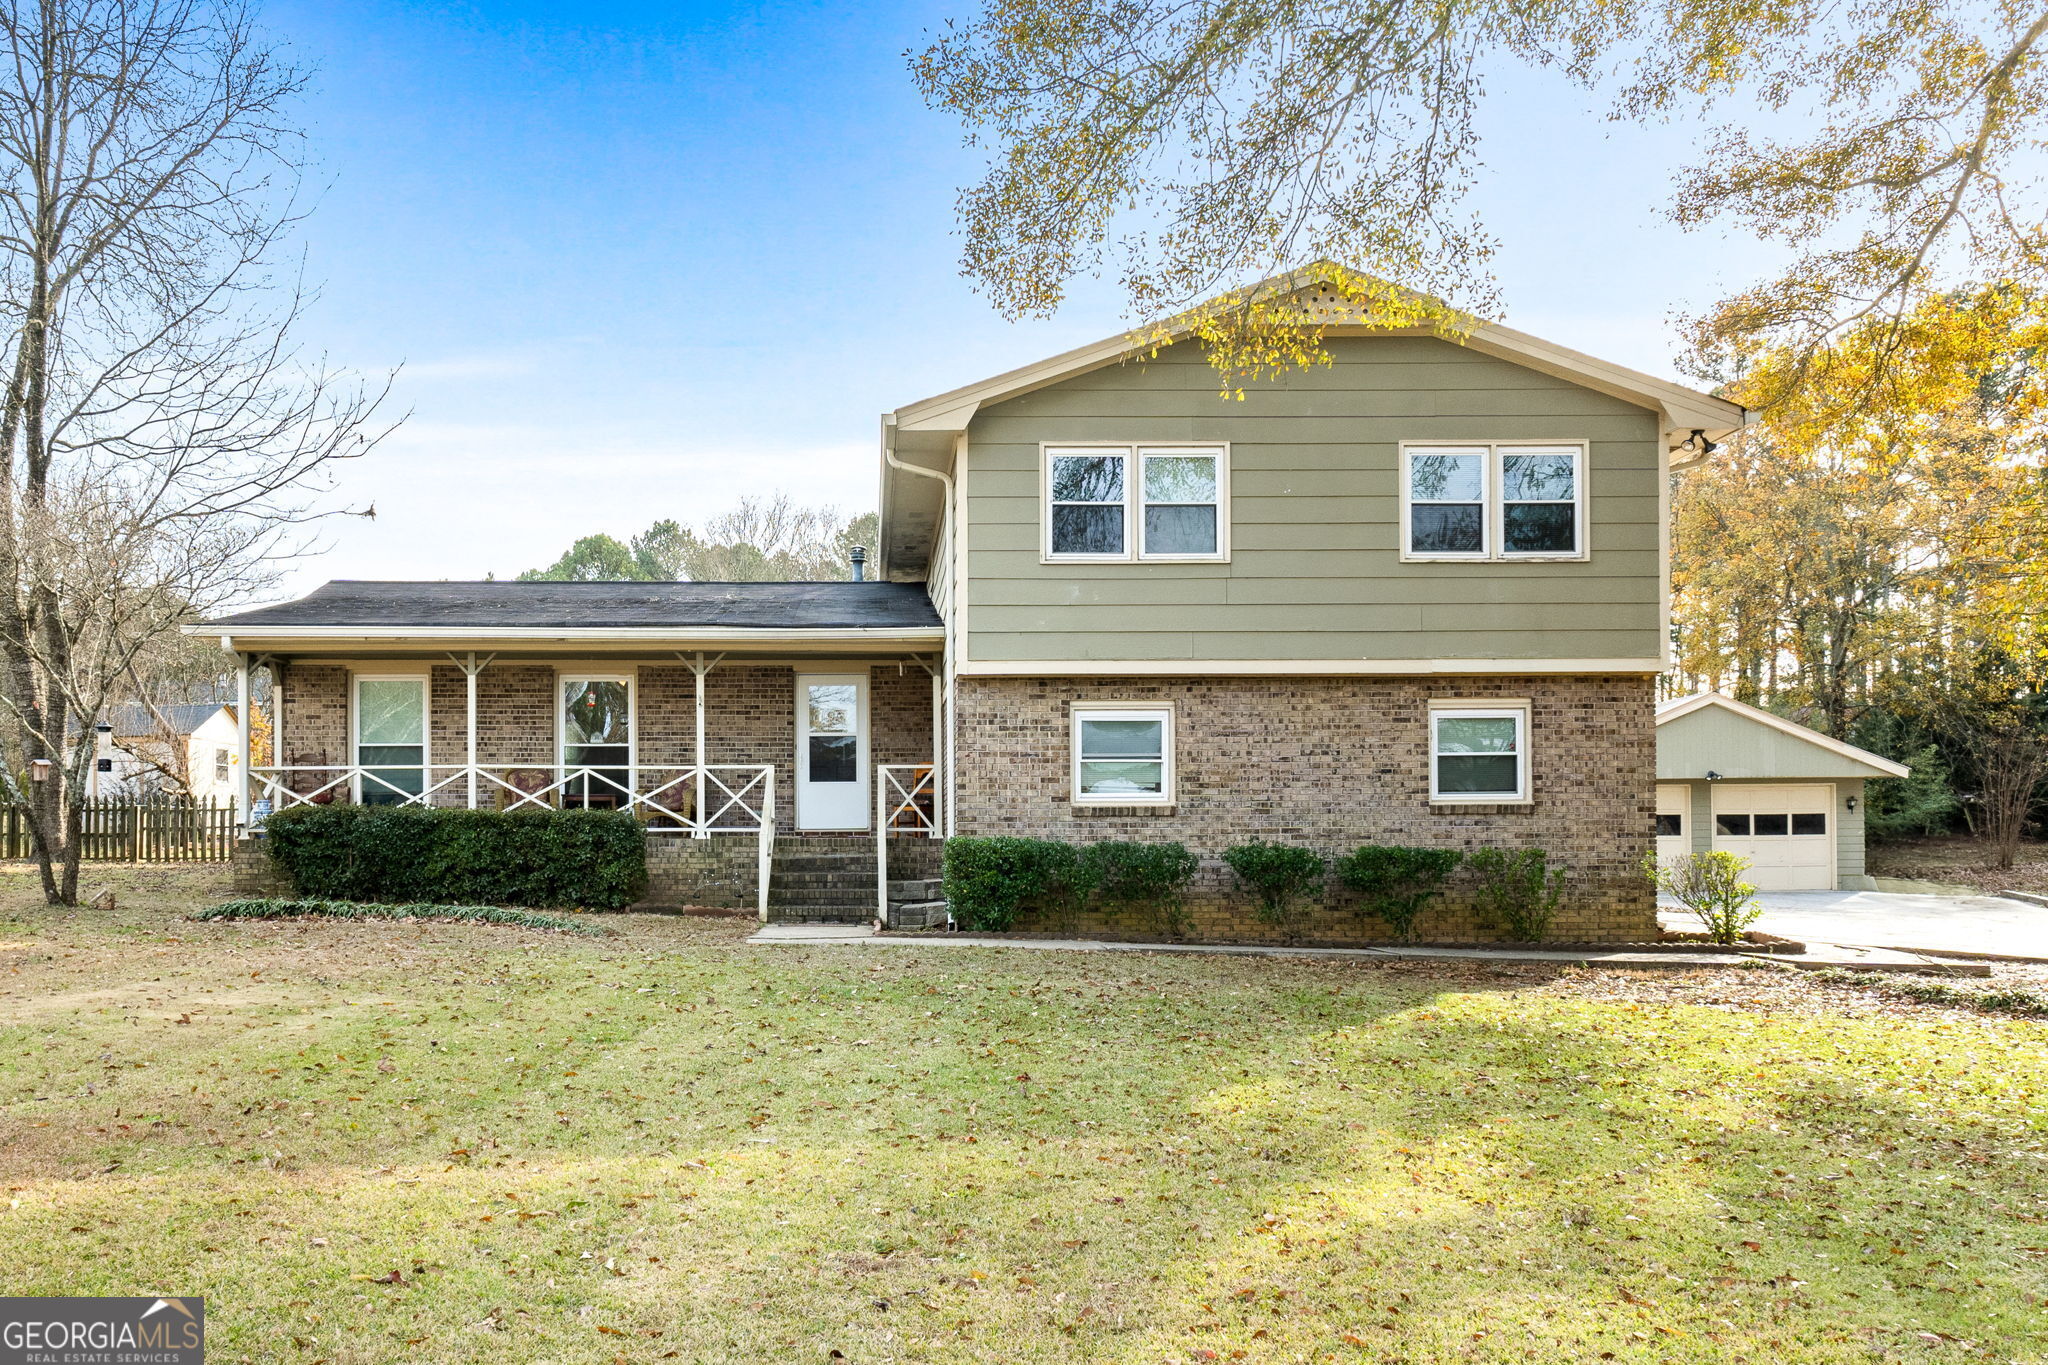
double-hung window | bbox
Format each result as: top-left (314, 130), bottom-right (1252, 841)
top-left (1429, 702), bottom-right (1529, 803)
top-left (1402, 443), bottom-right (1586, 560)
top-left (355, 676), bottom-right (427, 806)
top-left (1045, 446), bottom-right (1227, 561)
top-left (561, 675), bottom-right (633, 810)
top-left (1071, 704), bottom-right (1174, 805)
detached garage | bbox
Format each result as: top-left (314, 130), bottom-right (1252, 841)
top-left (1655, 692), bottom-right (1910, 892)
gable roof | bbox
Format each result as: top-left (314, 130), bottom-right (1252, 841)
top-left (196, 580), bottom-right (944, 648)
top-left (880, 262), bottom-right (1751, 576)
top-left (100, 703), bottom-right (230, 738)
top-left (1655, 692), bottom-right (1910, 779)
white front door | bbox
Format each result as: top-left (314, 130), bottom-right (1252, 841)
top-left (796, 674), bottom-right (868, 831)
top-left (1655, 783), bottom-right (1691, 864)
top-left (1711, 783), bottom-right (1836, 891)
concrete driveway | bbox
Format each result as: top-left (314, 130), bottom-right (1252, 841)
top-left (1660, 889), bottom-right (2048, 960)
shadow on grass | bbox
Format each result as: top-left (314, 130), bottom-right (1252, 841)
top-left (0, 877), bottom-right (2043, 1362)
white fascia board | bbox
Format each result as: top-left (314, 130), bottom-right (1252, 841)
top-left (957, 657), bottom-right (1665, 677)
top-left (193, 624), bottom-right (945, 649)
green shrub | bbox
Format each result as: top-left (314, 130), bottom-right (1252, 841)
top-left (943, 836), bottom-right (1063, 931)
top-left (1088, 841), bottom-right (1199, 939)
top-left (196, 898), bottom-right (606, 935)
top-left (1335, 845), bottom-right (1461, 939)
top-left (1467, 847), bottom-right (1566, 941)
top-left (1035, 840), bottom-right (1104, 934)
top-left (1645, 849), bottom-right (1760, 944)
top-left (1222, 841), bottom-right (1325, 928)
top-left (262, 805), bottom-right (647, 909)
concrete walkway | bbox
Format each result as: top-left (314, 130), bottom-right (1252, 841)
top-left (1661, 888), bottom-right (2048, 962)
top-left (747, 922), bottom-right (1985, 976)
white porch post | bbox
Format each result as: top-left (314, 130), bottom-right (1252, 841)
top-left (465, 652), bottom-right (478, 809)
top-left (679, 652), bottom-right (723, 838)
top-left (233, 653), bottom-right (251, 828)
top-left (694, 652), bottom-right (706, 836)
top-left (927, 656), bottom-right (942, 838)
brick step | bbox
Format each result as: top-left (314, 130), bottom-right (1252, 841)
top-left (887, 900), bottom-right (949, 930)
top-left (888, 879), bottom-right (942, 901)
top-left (770, 879), bottom-right (880, 895)
top-left (769, 868), bottom-right (877, 884)
top-left (768, 889), bottom-right (882, 907)
top-left (767, 909), bottom-right (874, 923)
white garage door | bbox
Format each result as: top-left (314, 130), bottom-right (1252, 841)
top-left (1655, 784), bottom-right (1691, 864)
top-left (1710, 784), bottom-right (1835, 891)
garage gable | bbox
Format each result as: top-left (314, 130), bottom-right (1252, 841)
top-left (1655, 693), bottom-right (1909, 782)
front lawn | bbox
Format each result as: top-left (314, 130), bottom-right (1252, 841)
top-left (1, 866), bottom-right (2043, 1363)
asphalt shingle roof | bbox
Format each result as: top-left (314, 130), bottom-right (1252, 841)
top-left (204, 580), bottom-right (942, 632)
top-left (101, 703), bottom-right (228, 737)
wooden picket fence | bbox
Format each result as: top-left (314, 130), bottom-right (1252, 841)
top-left (0, 798), bottom-right (236, 862)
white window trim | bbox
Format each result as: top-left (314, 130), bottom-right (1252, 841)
top-left (1042, 443), bottom-right (1230, 564)
top-left (1070, 700), bottom-right (1175, 805)
top-left (351, 672), bottom-right (431, 804)
top-left (1427, 700), bottom-right (1530, 805)
top-left (1399, 441), bottom-right (1589, 563)
top-left (555, 670), bottom-right (638, 777)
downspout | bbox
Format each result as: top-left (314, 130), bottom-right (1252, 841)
top-left (882, 417), bottom-right (956, 838)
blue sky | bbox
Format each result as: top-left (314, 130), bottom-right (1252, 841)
top-left (263, 0), bottom-right (1778, 594)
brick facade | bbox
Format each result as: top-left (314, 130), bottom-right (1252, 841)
top-left (951, 673), bottom-right (1658, 944)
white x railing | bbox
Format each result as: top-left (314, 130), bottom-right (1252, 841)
top-left (250, 763), bottom-right (774, 837)
top-left (250, 762), bottom-right (779, 920)
top-left (874, 763), bottom-right (940, 923)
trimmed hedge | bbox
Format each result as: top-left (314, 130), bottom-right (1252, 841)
top-left (196, 898), bottom-right (607, 935)
top-left (941, 836), bottom-right (1065, 932)
top-left (1222, 841), bottom-right (1325, 927)
top-left (942, 836), bottom-right (1197, 936)
top-left (1336, 845), bottom-right (1462, 940)
top-left (261, 805), bottom-right (647, 910)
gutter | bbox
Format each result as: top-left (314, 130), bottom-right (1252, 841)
top-left (881, 413), bottom-right (959, 838)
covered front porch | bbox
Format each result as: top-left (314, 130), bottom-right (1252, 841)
top-left (197, 580), bottom-right (951, 919)
top-left (241, 653), bottom-right (940, 833)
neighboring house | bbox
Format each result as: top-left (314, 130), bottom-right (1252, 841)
top-left (195, 267), bottom-right (1748, 939)
top-left (89, 703), bottom-right (240, 802)
top-left (1655, 692), bottom-right (1910, 892)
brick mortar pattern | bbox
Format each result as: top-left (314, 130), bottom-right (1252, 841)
top-left (951, 673), bottom-right (1658, 944)
top-left (271, 663), bottom-right (936, 903)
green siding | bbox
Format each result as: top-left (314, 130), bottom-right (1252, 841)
top-left (963, 335), bottom-right (1664, 663)
top-left (1656, 706), bottom-right (1899, 781)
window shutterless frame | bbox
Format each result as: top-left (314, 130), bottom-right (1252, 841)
top-left (1398, 441), bottom-right (1589, 562)
top-left (351, 671), bottom-right (430, 806)
top-left (1070, 701), bottom-right (1175, 805)
top-left (1427, 701), bottom-right (1530, 804)
top-left (1042, 443), bottom-right (1229, 563)
top-left (555, 670), bottom-right (636, 809)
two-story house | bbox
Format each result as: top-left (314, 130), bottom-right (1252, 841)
top-left (201, 269), bottom-right (1747, 940)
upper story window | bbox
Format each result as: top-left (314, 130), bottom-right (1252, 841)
top-left (1401, 443), bottom-right (1586, 561)
top-left (1045, 445), bottom-right (1228, 562)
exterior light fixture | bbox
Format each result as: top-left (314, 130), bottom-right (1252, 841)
top-left (1704, 770), bottom-right (1722, 781)
top-left (1846, 795), bottom-right (1858, 813)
